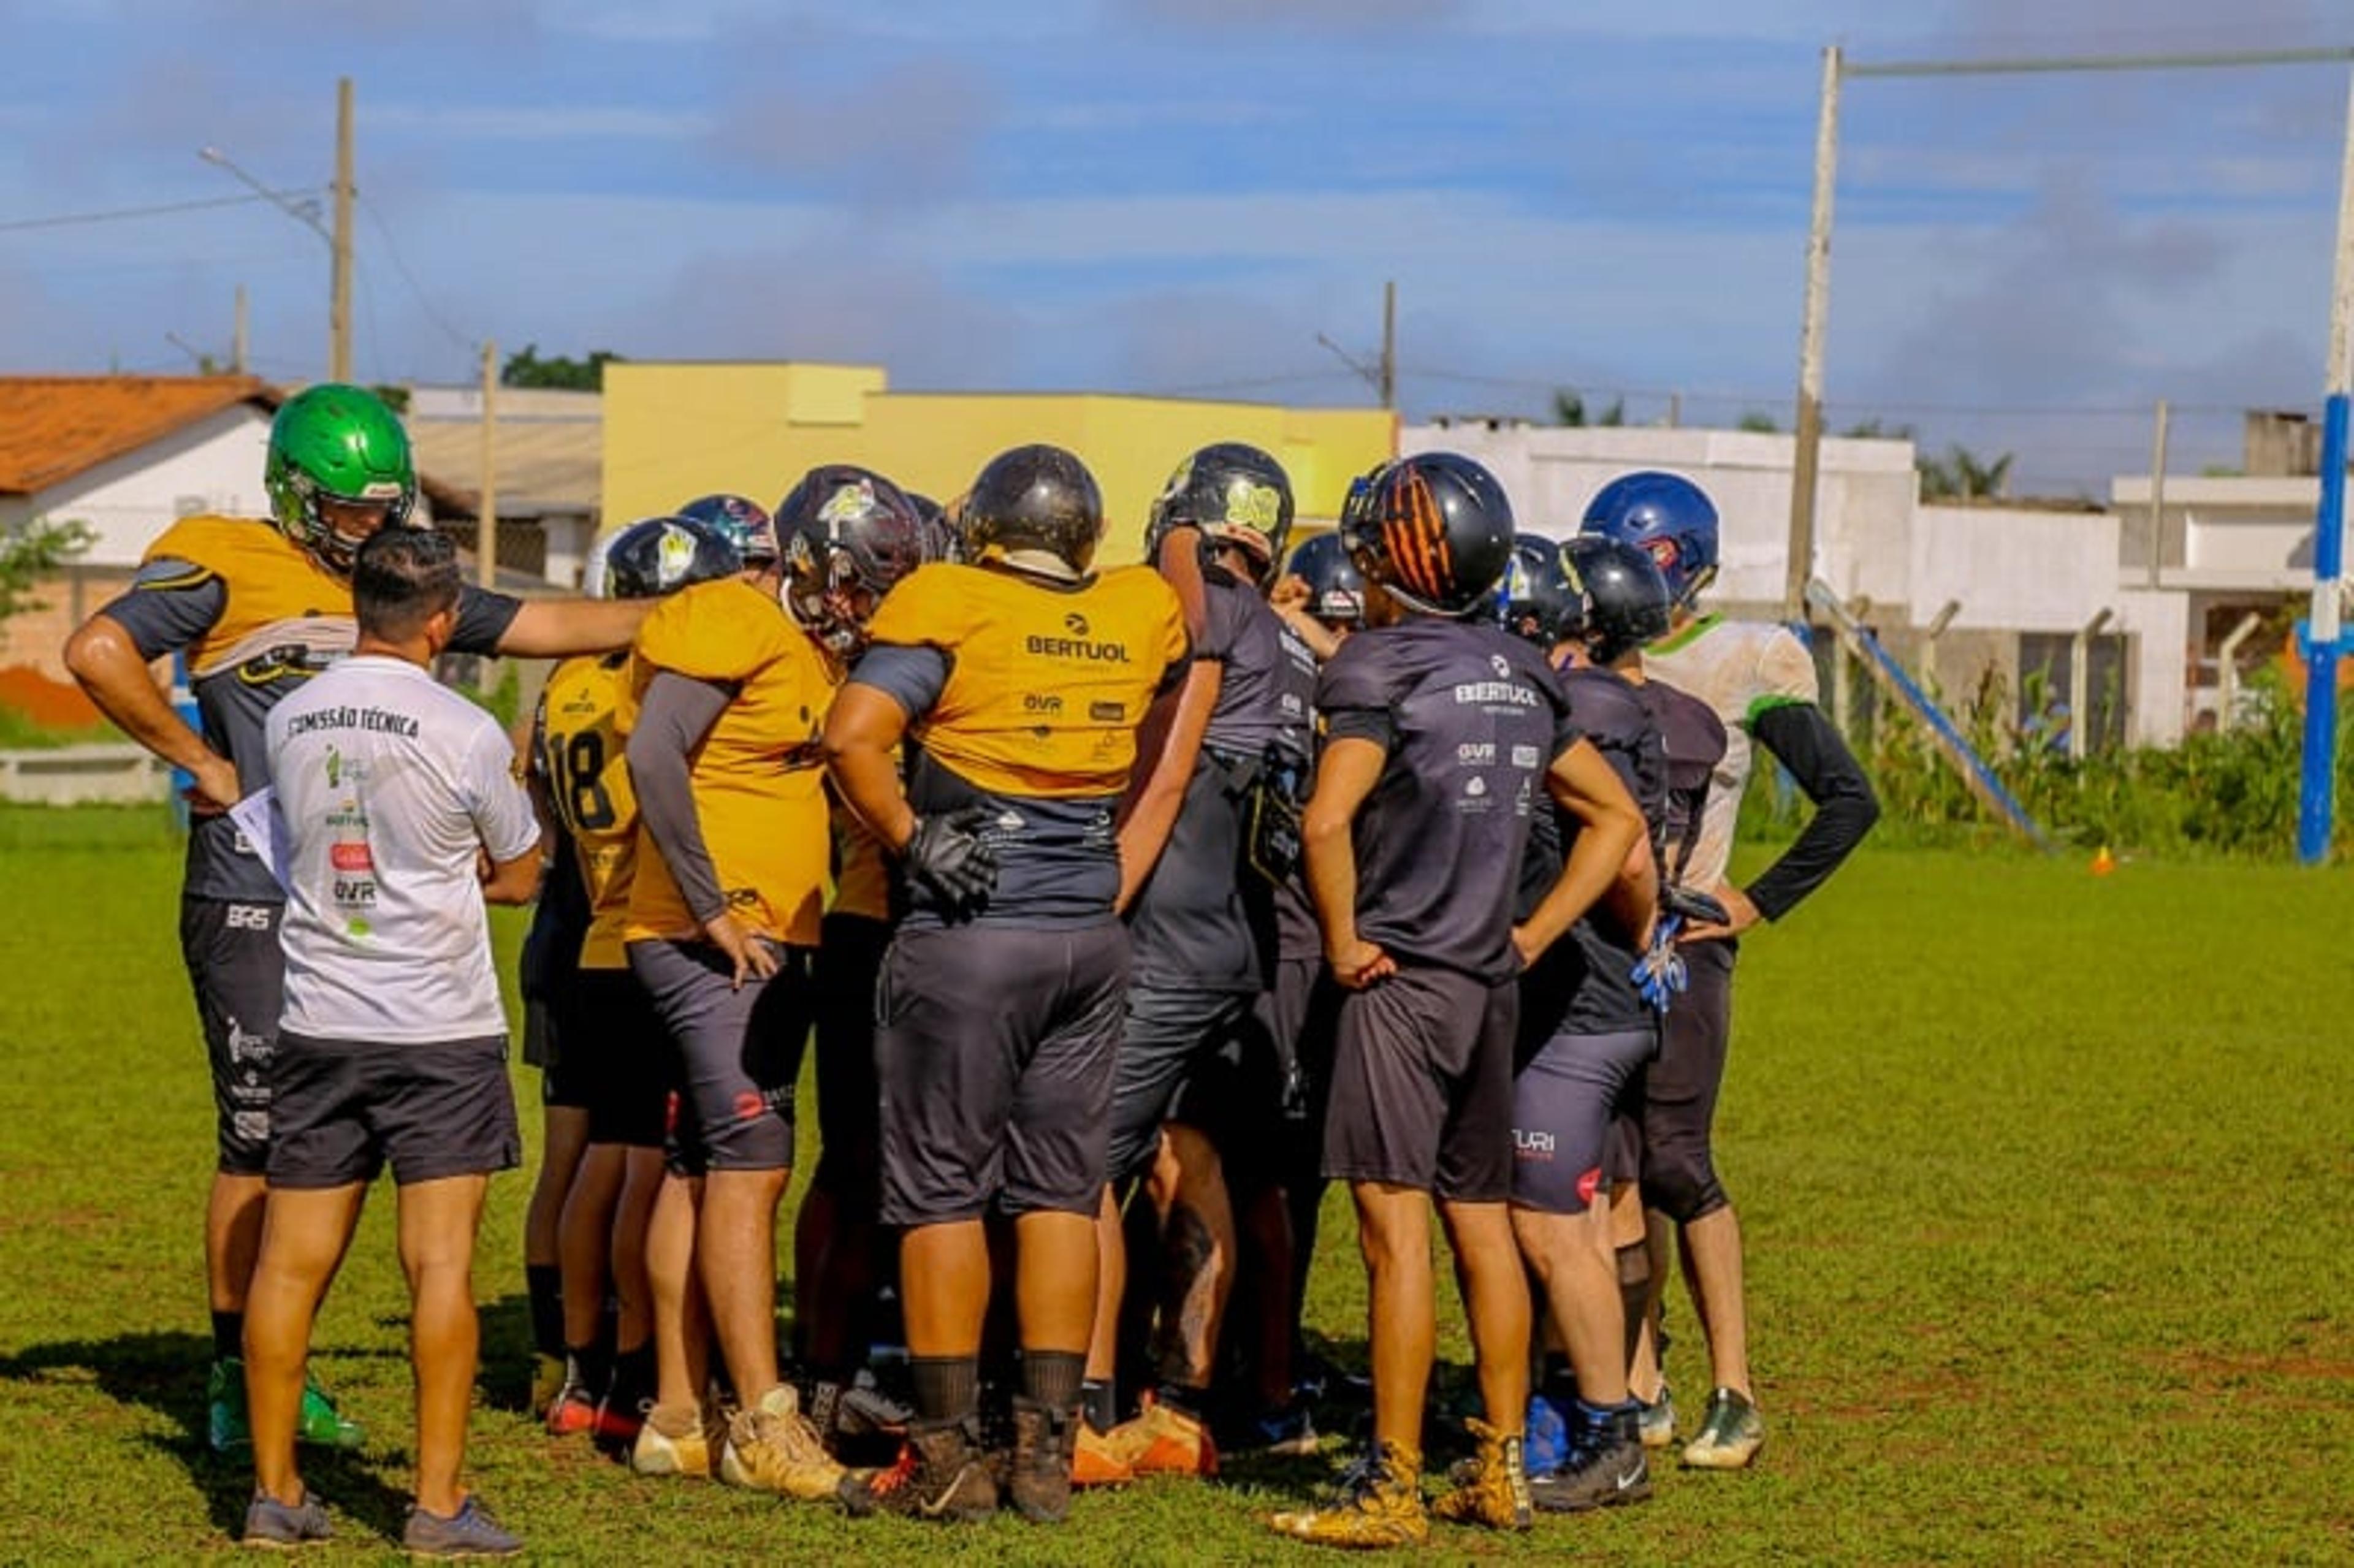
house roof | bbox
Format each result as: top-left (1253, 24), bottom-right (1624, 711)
top-left (410, 415), bottom-right (600, 517)
top-left (0, 375), bottom-right (277, 495)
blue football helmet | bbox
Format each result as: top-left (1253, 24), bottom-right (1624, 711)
top-left (1579, 471), bottom-right (1718, 611)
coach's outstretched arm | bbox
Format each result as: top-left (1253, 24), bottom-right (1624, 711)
top-left (494, 596), bottom-right (653, 658)
top-left (1684, 703), bottom-right (1878, 943)
top-left (1517, 736), bottom-right (1648, 969)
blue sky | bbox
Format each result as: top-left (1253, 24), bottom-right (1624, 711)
top-left (1, 0), bottom-right (2347, 492)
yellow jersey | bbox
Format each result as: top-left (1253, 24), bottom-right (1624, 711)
top-left (538, 652), bottom-right (639, 969)
top-left (620, 577), bottom-right (838, 946)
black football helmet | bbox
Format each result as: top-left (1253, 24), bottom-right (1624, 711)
top-left (674, 492), bottom-right (777, 564)
top-left (963, 444), bottom-right (1105, 571)
top-left (906, 491), bottom-right (962, 563)
top-left (773, 464), bottom-right (929, 656)
top-left (1498, 533), bottom-right (1585, 649)
top-left (1566, 535), bottom-right (1674, 664)
top-left (1145, 441), bottom-right (1295, 584)
top-left (1284, 532), bottom-right (1366, 630)
top-left (603, 515), bottom-right (744, 601)
top-left (1339, 452), bottom-right (1515, 618)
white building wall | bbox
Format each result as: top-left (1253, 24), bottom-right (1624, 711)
top-left (20, 406), bottom-right (272, 566)
top-left (1908, 505), bottom-right (2121, 633)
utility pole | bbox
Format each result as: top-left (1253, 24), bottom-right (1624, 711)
top-left (233, 284), bottom-right (249, 375)
top-left (330, 76), bottom-right (354, 383)
top-left (1379, 281), bottom-right (1397, 412)
top-left (478, 338), bottom-right (498, 591)
top-left (2298, 64), bottom-right (2354, 864)
top-left (1786, 44), bottom-right (1842, 624)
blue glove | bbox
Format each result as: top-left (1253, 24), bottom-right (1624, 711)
top-left (1631, 914), bottom-right (1689, 1014)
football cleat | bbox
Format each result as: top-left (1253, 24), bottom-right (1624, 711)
top-left (1682, 1386), bottom-right (1766, 1469)
top-left (1267, 1440), bottom-right (1428, 1550)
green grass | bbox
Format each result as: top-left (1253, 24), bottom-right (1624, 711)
top-left (0, 809), bottom-right (2348, 1562)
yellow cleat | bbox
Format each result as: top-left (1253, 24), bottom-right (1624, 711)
top-left (1430, 1417), bottom-right (1532, 1531)
top-left (718, 1385), bottom-right (851, 1502)
top-left (1103, 1391), bottom-right (1218, 1478)
top-left (1267, 1441), bottom-right (1428, 1550)
top-left (630, 1402), bottom-right (714, 1479)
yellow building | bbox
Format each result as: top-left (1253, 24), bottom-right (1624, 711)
top-left (601, 360), bottom-right (1396, 564)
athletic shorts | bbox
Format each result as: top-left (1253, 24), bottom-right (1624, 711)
top-left (1107, 984), bottom-right (1257, 1182)
top-left (876, 921), bottom-right (1129, 1227)
top-left (530, 992), bottom-right (593, 1110)
top-left (1263, 957), bottom-right (1341, 1197)
top-left (812, 911), bottom-right (891, 1202)
top-left (179, 897), bottom-right (285, 1176)
top-left (550, 967), bottom-right (671, 1149)
top-left (1510, 1027), bottom-right (1658, 1214)
top-left (1322, 965), bottom-right (1518, 1203)
top-left (1639, 936), bottom-right (1737, 1221)
top-left (628, 937), bottom-right (813, 1177)
top-left (268, 1031), bottom-right (521, 1189)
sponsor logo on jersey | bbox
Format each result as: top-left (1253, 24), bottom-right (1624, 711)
top-left (1026, 631), bottom-right (1132, 663)
top-left (1452, 680), bottom-right (1540, 708)
top-left (1512, 744), bottom-right (1541, 768)
top-left (1457, 742), bottom-right (1496, 765)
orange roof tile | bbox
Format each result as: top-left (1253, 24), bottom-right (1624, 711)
top-left (0, 375), bottom-right (278, 495)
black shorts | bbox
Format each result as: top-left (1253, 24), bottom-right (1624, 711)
top-left (179, 897), bottom-right (285, 1176)
top-left (552, 967), bottom-right (671, 1148)
top-left (1108, 985), bottom-right (1257, 1182)
top-left (528, 995), bottom-right (595, 1111)
top-left (268, 1031), bottom-right (521, 1189)
top-left (1263, 956), bottom-right (1341, 1197)
top-left (876, 921), bottom-right (1128, 1227)
top-left (1322, 965), bottom-right (1518, 1203)
top-left (628, 937), bottom-right (813, 1177)
top-left (1510, 1027), bottom-right (1657, 1215)
top-left (1639, 936), bottom-right (1738, 1222)
top-left (812, 911), bottom-right (890, 1201)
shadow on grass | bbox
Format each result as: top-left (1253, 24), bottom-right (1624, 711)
top-left (0, 1329), bottom-right (411, 1540)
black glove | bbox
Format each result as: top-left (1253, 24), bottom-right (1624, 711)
top-left (905, 806), bottom-right (999, 916)
top-left (1664, 885), bottom-right (1731, 929)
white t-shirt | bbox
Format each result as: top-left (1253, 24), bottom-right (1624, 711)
top-left (1641, 616), bottom-right (1819, 894)
top-left (264, 653), bottom-right (539, 1043)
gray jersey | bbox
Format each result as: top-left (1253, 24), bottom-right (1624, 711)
top-left (1129, 569), bottom-right (1318, 989)
top-left (1318, 617), bottom-right (1582, 984)
top-left (1517, 663), bottom-right (1663, 1041)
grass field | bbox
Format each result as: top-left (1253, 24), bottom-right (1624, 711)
top-left (1, 804), bottom-right (2348, 1564)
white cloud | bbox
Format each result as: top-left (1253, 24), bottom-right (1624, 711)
top-left (366, 104), bottom-right (712, 142)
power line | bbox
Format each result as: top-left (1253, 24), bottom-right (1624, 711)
top-left (0, 189), bottom-right (326, 235)
top-left (357, 194), bottom-right (476, 357)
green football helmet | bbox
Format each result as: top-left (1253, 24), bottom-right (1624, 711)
top-left (264, 384), bottom-right (418, 574)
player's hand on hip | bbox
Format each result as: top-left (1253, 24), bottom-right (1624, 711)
top-left (1678, 881), bottom-right (1761, 944)
top-left (1510, 923), bottom-right (1550, 972)
top-left (185, 753), bottom-right (240, 818)
top-left (1328, 938), bottom-right (1396, 991)
top-left (704, 913), bottom-right (779, 989)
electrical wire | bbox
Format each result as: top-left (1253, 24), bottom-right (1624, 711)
top-left (0, 190), bottom-right (326, 234)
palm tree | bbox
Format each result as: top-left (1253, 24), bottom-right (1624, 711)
top-left (1918, 443), bottom-right (2014, 500)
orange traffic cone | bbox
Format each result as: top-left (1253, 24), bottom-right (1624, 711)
top-left (2090, 845), bottom-right (2117, 877)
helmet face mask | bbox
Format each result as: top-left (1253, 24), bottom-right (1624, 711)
top-left (774, 465), bottom-right (928, 657)
top-left (1498, 533), bottom-right (1585, 650)
top-left (264, 384), bottom-right (417, 577)
top-left (964, 444), bottom-right (1106, 572)
top-left (1339, 452), bottom-right (1517, 619)
top-left (1146, 443), bottom-right (1295, 587)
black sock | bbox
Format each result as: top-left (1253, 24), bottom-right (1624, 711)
top-left (1021, 1350), bottom-right (1085, 1412)
top-left (608, 1344), bottom-right (655, 1408)
top-left (1081, 1378), bottom-right (1118, 1434)
top-left (525, 1265), bottom-right (564, 1361)
top-left (910, 1357), bottom-right (980, 1423)
top-left (1152, 1380), bottom-right (1209, 1420)
top-left (1542, 1354), bottom-right (1579, 1412)
top-left (212, 1311), bottom-right (243, 1363)
top-left (563, 1342), bottom-right (612, 1397)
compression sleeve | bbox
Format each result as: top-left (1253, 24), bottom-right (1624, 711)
top-left (848, 644), bottom-right (951, 719)
top-left (626, 671), bottom-right (735, 926)
top-left (1743, 701), bottom-right (1880, 922)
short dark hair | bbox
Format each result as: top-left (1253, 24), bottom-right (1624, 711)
top-left (352, 526), bottom-right (461, 642)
